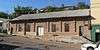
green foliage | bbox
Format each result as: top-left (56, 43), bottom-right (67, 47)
top-left (12, 5), bottom-right (65, 18)
top-left (11, 2), bottom-right (90, 18)
top-left (0, 29), bottom-right (7, 33)
top-left (14, 6), bottom-right (34, 14)
top-left (11, 6), bottom-right (36, 18)
top-left (41, 6), bottom-right (65, 12)
top-left (0, 12), bottom-right (9, 19)
top-left (77, 2), bottom-right (90, 9)
top-left (40, 2), bottom-right (90, 13)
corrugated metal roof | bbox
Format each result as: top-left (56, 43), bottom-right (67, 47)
top-left (0, 18), bottom-right (9, 22)
top-left (12, 9), bottom-right (90, 21)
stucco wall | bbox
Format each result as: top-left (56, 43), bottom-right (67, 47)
top-left (91, 0), bottom-right (100, 24)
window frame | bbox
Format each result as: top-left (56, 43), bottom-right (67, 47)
top-left (64, 23), bottom-right (69, 32)
top-left (26, 23), bottom-right (31, 32)
top-left (51, 23), bottom-right (56, 32)
top-left (18, 24), bottom-right (22, 32)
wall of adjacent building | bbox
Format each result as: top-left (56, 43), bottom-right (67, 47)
top-left (91, 0), bottom-right (100, 24)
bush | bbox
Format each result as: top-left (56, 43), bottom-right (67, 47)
top-left (0, 29), bottom-right (3, 33)
top-left (3, 30), bottom-right (7, 33)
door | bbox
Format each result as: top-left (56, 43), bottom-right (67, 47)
top-left (96, 29), bottom-right (100, 42)
top-left (79, 26), bottom-right (84, 36)
top-left (37, 26), bottom-right (44, 36)
top-left (96, 32), bottom-right (100, 42)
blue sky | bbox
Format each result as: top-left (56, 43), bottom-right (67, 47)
top-left (0, 0), bottom-right (90, 13)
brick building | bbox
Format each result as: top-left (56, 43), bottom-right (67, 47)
top-left (9, 9), bottom-right (94, 39)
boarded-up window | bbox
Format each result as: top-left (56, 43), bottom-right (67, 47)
top-left (64, 23), bottom-right (69, 32)
top-left (52, 24), bottom-right (56, 32)
top-left (26, 23), bottom-right (30, 32)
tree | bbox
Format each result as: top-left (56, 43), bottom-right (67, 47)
top-left (14, 6), bottom-right (34, 15)
top-left (40, 5), bottom-right (65, 13)
top-left (77, 2), bottom-right (90, 9)
top-left (45, 6), bottom-right (56, 12)
top-left (33, 8), bottom-right (39, 13)
top-left (0, 12), bottom-right (9, 19)
top-left (12, 6), bottom-right (35, 18)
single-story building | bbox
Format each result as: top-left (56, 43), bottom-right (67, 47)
top-left (9, 9), bottom-right (94, 39)
top-left (0, 18), bottom-right (9, 33)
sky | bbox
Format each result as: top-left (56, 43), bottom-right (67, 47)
top-left (0, 0), bottom-right (90, 13)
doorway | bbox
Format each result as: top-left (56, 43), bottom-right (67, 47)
top-left (37, 26), bottom-right (44, 36)
top-left (96, 32), bottom-right (100, 42)
top-left (79, 26), bottom-right (84, 36)
top-left (95, 29), bottom-right (100, 42)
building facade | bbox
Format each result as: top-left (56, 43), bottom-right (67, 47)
top-left (9, 9), bottom-right (93, 39)
top-left (91, 0), bottom-right (100, 24)
top-left (0, 18), bottom-right (9, 33)
top-left (91, 0), bottom-right (100, 42)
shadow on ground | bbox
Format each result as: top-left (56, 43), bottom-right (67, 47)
top-left (0, 44), bottom-right (19, 50)
top-left (14, 47), bottom-right (43, 50)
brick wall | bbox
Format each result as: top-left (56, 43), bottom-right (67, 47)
top-left (10, 17), bottom-right (91, 39)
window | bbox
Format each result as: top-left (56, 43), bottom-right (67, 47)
top-left (84, 21), bottom-right (89, 26)
top-left (51, 24), bottom-right (56, 32)
top-left (18, 24), bottom-right (22, 32)
top-left (26, 23), bottom-right (30, 32)
top-left (84, 20), bottom-right (91, 30)
top-left (64, 23), bottom-right (69, 32)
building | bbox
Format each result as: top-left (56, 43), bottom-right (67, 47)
top-left (9, 9), bottom-right (93, 39)
top-left (0, 18), bottom-right (9, 33)
top-left (91, 0), bottom-right (100, 42)
top-left (91, 0), bottom-right (100, 24)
